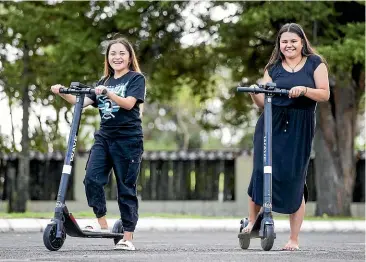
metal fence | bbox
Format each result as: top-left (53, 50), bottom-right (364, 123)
top-left (0, 150), bottom-right (364, 202)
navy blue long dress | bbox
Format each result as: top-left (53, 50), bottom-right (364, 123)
top-left (247, 54), bottom-right (322, 214)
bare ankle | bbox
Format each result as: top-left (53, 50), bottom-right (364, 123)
top-left (289, 237), bottom-right (298, 242)
top-left (97, 216), bottom-right (108, 229)
top-left (124, 231), bottom-right (133, 241)
top-left (249, 213), bottom-right (259, 224)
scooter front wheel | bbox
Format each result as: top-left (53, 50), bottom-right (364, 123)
top-left (43, 224), bottom-right (66, 251)
top-left (112, 219), bottom-right (124, 245)
top-left (261, 224), bottom-right (275, 251)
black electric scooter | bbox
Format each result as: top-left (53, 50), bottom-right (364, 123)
top-left (236, 82), bottom-right (289, 251)
top-left (43, 82), bottom-right (123, 251)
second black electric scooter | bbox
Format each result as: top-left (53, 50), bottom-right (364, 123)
top-left (43, 82), bottom-right (124, 251)
top-left (236, 82), bottom-right (289, 251)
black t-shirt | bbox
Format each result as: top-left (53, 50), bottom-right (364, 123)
top-left (87, 71), bottom-right (146, 138)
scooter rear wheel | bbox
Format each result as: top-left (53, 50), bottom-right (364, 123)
top-left (112, 219), bottom-right (124, 245)
top-left (261, 225), bottom-right (275, 251)
top-left (43, 224), bottom-right (66, 251)
top-left (238, 218), bottom-right (250, 249)
top-left (239, 235), bottom-right (251, 250)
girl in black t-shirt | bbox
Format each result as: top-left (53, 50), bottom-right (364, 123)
top-left (51, 37), bottom-right (145, 251)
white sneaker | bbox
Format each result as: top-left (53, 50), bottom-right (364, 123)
top-left (114, 239), bottom-right (136, 251)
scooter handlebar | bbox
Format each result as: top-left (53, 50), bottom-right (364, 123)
top-left (59, 82), bottom-right (107, 95)
top-left (237, 86), bottom-right (289, 95)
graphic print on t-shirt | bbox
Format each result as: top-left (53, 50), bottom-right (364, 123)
top-left (97, 82), bottom-right (129, 120)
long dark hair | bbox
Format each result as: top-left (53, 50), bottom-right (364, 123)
top-left (264, 23), bottom-right (327, 71)
top-left (102, 37), bottom-right (141, 83)
top-left (101, 37), bottom-right (145, 116)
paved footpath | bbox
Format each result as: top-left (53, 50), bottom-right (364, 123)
top-left (0, 231), bottom-right (364, 262)
top-left (0, 217), bottom-right (364, 233)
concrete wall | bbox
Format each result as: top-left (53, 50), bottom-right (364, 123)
top-left (0, 155), bottom-right (364, 217)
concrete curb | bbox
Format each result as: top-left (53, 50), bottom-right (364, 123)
top-left (0, 218), bottom-right (364, 233)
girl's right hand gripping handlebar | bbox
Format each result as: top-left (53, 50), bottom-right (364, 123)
top-left (59, 82), bottom-right (107, 95)
top-left (237, 82), bottom-right (289, 95)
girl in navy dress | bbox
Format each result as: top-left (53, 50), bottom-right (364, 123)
top-left (243, 23), bottom-right (330, 251)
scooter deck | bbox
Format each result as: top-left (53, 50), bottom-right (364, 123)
top-left (237, 211), bottom-right (264, 240)
top-left (63, 212), bottom-right (124, 238)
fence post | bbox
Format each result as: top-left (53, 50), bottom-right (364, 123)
top-left (235, 153), bottom-right (252, 216)
top-left (74, 153), bottom-right (88, 203)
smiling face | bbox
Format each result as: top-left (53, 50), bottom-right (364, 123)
top-left (279, 32), bottom-right (303, 59)
top-left (108, 43), bottom-right (131, 74)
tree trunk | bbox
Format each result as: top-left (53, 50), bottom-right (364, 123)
top-left (175, 110), bottom-right (190, 150)
top-left (314, 68), bottom-right (364, 216)
top-left (6, 164), bottom-right (17, 213)
top-left (12, 42), bottom-right (31, 212)
top-left (8, 99), bottom-right (16, 151)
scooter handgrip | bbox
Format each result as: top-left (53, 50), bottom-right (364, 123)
top-left (59, 87), bottom-right (68, 94)
top-left (281, 89), bottom-right (290, 95)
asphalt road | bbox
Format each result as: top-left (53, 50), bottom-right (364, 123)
top-left (0, 231), bottom-right (364, 262)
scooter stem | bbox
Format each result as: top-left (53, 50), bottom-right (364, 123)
top-left (263, 93), bottom-right (273, 215)
top-left (53, 94), bottom-right (85, 235)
